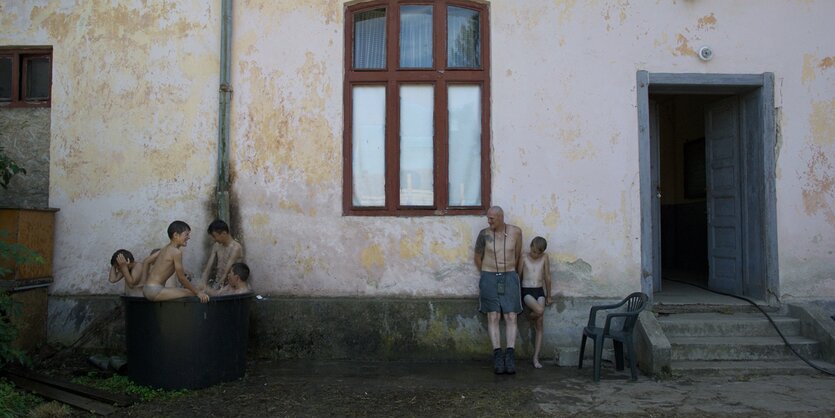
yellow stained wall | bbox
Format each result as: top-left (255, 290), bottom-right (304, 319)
top-left (0, 1), bottom-right (833, 299)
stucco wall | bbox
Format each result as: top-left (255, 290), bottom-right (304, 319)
top-left (0, 1), bottom-right (833, 300)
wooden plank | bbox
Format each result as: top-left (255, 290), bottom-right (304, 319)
top-left (3, 366), bottom-right (137, 406)
top-left (5, 374), bottom-right (117, 416)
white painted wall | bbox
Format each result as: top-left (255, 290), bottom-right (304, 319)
top-left (1, 1), bottom-right (833, 299)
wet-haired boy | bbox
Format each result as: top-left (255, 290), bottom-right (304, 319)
top-left (109, 248), bottom-right (160, 297)
top-left (210, 262), bottom-right (251, 296)
top-left (199, 219), bottom-right (244, 289)
top-left (144, 221), bottom-right (209, 303)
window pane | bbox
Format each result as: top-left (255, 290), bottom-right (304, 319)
top-left (354, 9), bottom-right (386, 69)
top-left (447, 6), bottom-right (480, 68)
top-left (448, 85), bottom-right (481, 206)
top-left (400, 85), bottom-right (434, 206)
top-left (0, 57), bottom-right (11, 101)
top-left (25, 57), bottom-right (51, 100)
top-left (352, 86), bottom-right (386, 206)
top-left (400, 5), bottom-right (432, 68)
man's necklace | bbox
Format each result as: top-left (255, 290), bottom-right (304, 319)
top-left (492, 227), bottom-right (506, 274)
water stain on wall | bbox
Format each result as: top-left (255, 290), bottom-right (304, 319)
top-left (601, 0), bottom-right (630, 32)
top-left (801, 145), bottom-right (835, 228)
top-left (236, 54), bottom-right (338, 191)
top-left (809, 99), bottom-right (835, 147)
top-left (553, 0), bottom-right (578, 25)
top-left (801, 54), bottom-right (833, 84)
top-left (696, 13), bottom-right (717, 29)
top-left (399, 228), bottom-right (425, 260)
top-left (361, 243), bottom-right (385, 269)
top-left (248, 0), bottom-right (341, 25)
top-left (674, 33), bottom-right (697, 57)
top-left (429, 223), bottom-right (472, 264)
top-left (31, 2), bottom-right (216, 202)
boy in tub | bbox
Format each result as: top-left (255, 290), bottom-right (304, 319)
top-left (109, 248), bottom-right (160, 297)
top-left (143, 220), bottom-right (210, 303)
top-left (199, 219), bottom-right (244, 290)
top-left (207, 262), bottom-right (251, 296)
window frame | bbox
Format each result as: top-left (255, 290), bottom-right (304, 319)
top-left (0, 47), bottom-right (53, 108)
top-left (343, 0), bottom-right (491, 216)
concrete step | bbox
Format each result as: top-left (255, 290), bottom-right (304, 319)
top-left (653, 303), bottom-right (781, 315)
top-left (670, 359), bottom-right (835, 377)
top-left (669, 336), bottom-right (820, 361)
top-left (658, 312), bottom-right (801, 338)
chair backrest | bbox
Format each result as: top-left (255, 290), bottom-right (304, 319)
top-left (620, 292), bottom-right (649, 331)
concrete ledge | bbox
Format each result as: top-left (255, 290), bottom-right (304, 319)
top-left (635, 310), bottom-right (671, 376)
top-left (786, 303), bottom-right (835, 363)
top-left (250, 297), bottom-right (488, 360)
top-left (47, 295), bottom-right (631, 362)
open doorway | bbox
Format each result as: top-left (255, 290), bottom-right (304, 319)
top-left (637, 72), bottom-right (779, 304)
top-left (654, 95), bottom-right (723, 288)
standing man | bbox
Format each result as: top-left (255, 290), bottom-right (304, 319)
top-left (474, 206), bottom-right (523, 374)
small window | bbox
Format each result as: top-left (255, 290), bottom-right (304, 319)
top-left (344, 1), bottom-right (490, 216)
top-left (0, 48), bottom-right (52, 107)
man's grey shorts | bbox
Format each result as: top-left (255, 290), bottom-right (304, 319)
top-left (479, 271), bottom-right (522, 314)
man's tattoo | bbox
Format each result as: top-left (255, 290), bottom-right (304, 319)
top-left (474, 231), bottom-right (488, 254)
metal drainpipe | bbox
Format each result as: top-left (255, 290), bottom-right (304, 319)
top-left (216, 0), bottom-right (232, 223)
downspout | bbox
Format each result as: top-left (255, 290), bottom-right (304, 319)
top-left (216, 0), bottom-right (232, 223)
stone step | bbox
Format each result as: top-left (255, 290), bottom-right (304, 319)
top-left (653, 303), bottom-right (781, 315)
top-left (669, 336), bottom-right (820, 361)
top-left (658, 312), bottom-right (801, 337)
top-left (670, 359), bottom-right (835, 377)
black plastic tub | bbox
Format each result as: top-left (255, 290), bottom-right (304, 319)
top-left (122, 293), bottom-right (253, 390)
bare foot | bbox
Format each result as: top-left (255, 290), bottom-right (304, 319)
top-left (533, 359), bottom-right (543, 369)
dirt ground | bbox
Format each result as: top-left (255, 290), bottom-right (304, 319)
top-left (30, 352), bottom-right (835, 417)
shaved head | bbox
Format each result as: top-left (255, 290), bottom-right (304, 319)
top-left (487, 206), bottom-right (505, 231)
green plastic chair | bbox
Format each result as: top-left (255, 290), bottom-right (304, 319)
top-left (578, 292), bottom-right (649, 382)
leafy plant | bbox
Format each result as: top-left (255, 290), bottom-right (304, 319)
top-left (0, 146), bottom-right (26, 189)
top-left (0, 218), bottom-right (44, 368)
top-left (0, 148), bottom-right (43, 367)
top-left (72, 373), bottom-right (188, 402)
top-left (0, 292), bottom-right (28, 367)
top-left (0, 377), bottom-right (44, 417)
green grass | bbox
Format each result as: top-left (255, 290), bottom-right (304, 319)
top-left (71, 373), bottom-right (188, 402)
top-left (0, 377), bottom-right (44, 417)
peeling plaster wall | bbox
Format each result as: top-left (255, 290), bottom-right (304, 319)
top-left (1, 1), bottom-right (834, 300)
top-left (1, 1), bottom-right (220, 294)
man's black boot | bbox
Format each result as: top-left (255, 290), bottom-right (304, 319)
top-left (505, 348), bottom-right (516, 374)
top-left (493, 348), bottom-right (506, 374)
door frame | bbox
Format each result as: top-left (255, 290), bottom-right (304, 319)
top-left (636, 71), bottom-right (778, 303)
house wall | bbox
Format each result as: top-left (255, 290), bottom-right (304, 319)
top-left (0, 1), bottom-right (833, 304)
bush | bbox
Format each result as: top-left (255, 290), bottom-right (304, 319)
top-left (0, 378), bottom-right (43, 417)
top-left (0, 147), bottom-right (42, 367)
top-left (0, 145), bottom-right (26, 190)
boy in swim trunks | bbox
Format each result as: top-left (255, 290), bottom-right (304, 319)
top-left (109, 248), bottom-right (160, 297)
top-left (143, 220), bottom-right (209, 303)
top-left (199, 219), bottom-right (244, 290)
top-left (520, 236), bottom-right (552, 368)
top-left (474, 206), bottom-right (523, 374)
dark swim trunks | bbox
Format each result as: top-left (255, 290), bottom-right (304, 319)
top-left (521, 287), bottom-right (545, 301)
top-left (478, 271), bottom-right (522, 314)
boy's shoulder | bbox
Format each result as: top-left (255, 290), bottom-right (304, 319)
top-left (160, 243), bottom-right (181, 256)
